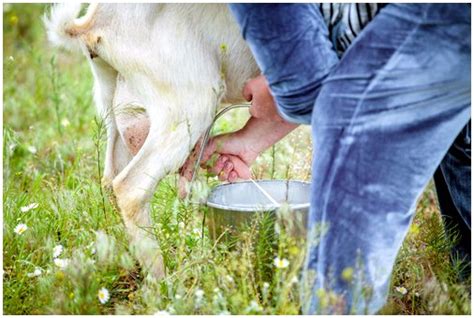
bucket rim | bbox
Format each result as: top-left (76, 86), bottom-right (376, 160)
top-left (206, 179), bottom-right (311, 212)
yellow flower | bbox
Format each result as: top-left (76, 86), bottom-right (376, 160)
top-left (341, 267), bottom-right (354, 282)
top-left (10, 15), bottom-right (18, 26)
top-left (55, 271), bottom-right (65, 280)
top-left (273, 257), bottom-right (289, 269)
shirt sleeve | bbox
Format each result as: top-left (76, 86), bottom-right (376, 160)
top-left (229, 4), bottom-right (339, 124)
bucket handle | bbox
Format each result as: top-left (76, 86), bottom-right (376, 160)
top-left (187, 103), bottom-right (251, 201)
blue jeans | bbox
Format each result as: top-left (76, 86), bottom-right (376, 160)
top-left (229, 3), bottom-right (471, 314)
top-left (434, 122), bottom-right (471, 280)
top-left (306, 4), bottom-right (470, 314)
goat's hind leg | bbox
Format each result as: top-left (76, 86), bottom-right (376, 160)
top-left (112, 115), bottom-right (198, 279)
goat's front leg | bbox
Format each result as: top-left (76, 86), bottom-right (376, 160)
top-left (112, 119), bottom-right (195, 279)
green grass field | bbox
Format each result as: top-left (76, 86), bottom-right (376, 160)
top-left (3, 4), bottom-right (470, 315)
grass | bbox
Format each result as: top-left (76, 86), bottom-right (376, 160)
top-left (3, 4), bottom-right (470, 315)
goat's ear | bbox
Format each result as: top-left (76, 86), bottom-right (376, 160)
top-left (43, 3), bottom-right (98, 52)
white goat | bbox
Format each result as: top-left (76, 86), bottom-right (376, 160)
top-left (44, 3), bottom-right (259, 278)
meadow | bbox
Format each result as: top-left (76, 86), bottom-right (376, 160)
top-left (3, 4), bottom-right (470, 315)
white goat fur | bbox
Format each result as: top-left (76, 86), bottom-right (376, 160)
top-left (44, 4), bottom-right (259, 278)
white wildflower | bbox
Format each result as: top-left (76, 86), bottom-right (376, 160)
top-left (290, 276), bottom-right (299, 284)
top-left (395, 286), bottom-right (408, 295)
top-left (27, 268), bottom-right (42, 277)
top-left (20, 202), bottom-right (38, 213)
top-left (273, 257), bottom-right (289, 269)
top-left (98, 287), bottom-right (110, 304)
top-left (54, 258), bottom-right (69, 269)
top-left (61, 118), bottom-right (70, 127)
top-left (175, 294), bottom-right (182, 300)
top-left (192, 228), bottom-right (201, 236)
top-left (178, 221), bottom-right (185, 229)
top-left (262, 282), bottom-right (270, 299)
top-left (225, 275), bottom-right (234, 283)
top-left (53, 244), bottom-right (63, 258)
top-left (194, 288), bottom-right (205, 308)
top-left (27, 146), bottom-right (37, 154)
top-left (14, 223), bottom-right (28, 235)
top-left (8, 55), bottom-right (14, 62)
top-left (8, 143), bottom-right (16, 152)
top-left (246, 300), bottom-right (263, 313)
top-left (195, 288), bottom-right (205, 299)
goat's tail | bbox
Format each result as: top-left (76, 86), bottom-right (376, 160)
top-left (43, 3), bottom-right (97, 52)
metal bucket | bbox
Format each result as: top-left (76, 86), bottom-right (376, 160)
top-left (206, 180), bottom-right (310, 240)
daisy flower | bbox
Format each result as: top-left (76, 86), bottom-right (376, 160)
top-left (53, 244), bottom-right (63, 258)
top-left (273, 257), bottom-right (289, 269)
top-left (290, 276), bottom-right (299, 284)
top-left (27, 268), bottom-right (42, 277)
top-left (395, 286), bottom-right (408, 295)
top-left (27, 146), bottom-right (37, 154)
top-left (61, 118), bottom-right (70, 127)
top-left (246, 300), bottom-right (263, 313)
top-left (54, 258), bottom-right (69, 269)
top-left (195, 288), bottom-right (205, 299)
top-left (20, 203), bottom-right (38, 213)
top-left (14, 223), bottom-right (28, 235)
top-left (98, 287), bottom-right (110, 304)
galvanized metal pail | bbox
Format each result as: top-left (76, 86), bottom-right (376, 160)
top-left (206, 180), bottom-right (310, 239)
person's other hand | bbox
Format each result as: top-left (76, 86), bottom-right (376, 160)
top-left (244, 75), bottom-right (285, 122)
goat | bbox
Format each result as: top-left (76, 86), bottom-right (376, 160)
top-left (44, 3), bottom-right (259, 278)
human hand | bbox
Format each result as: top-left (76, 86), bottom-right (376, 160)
top-left (243, 75), bottom-right (285, 122)
top-left (178, 132), bottom-right (257, 198)
top-left (180, 132), bottom-right (259, 181)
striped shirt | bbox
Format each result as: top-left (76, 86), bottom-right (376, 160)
top-left (319, 3), bottom-right (386, 56)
